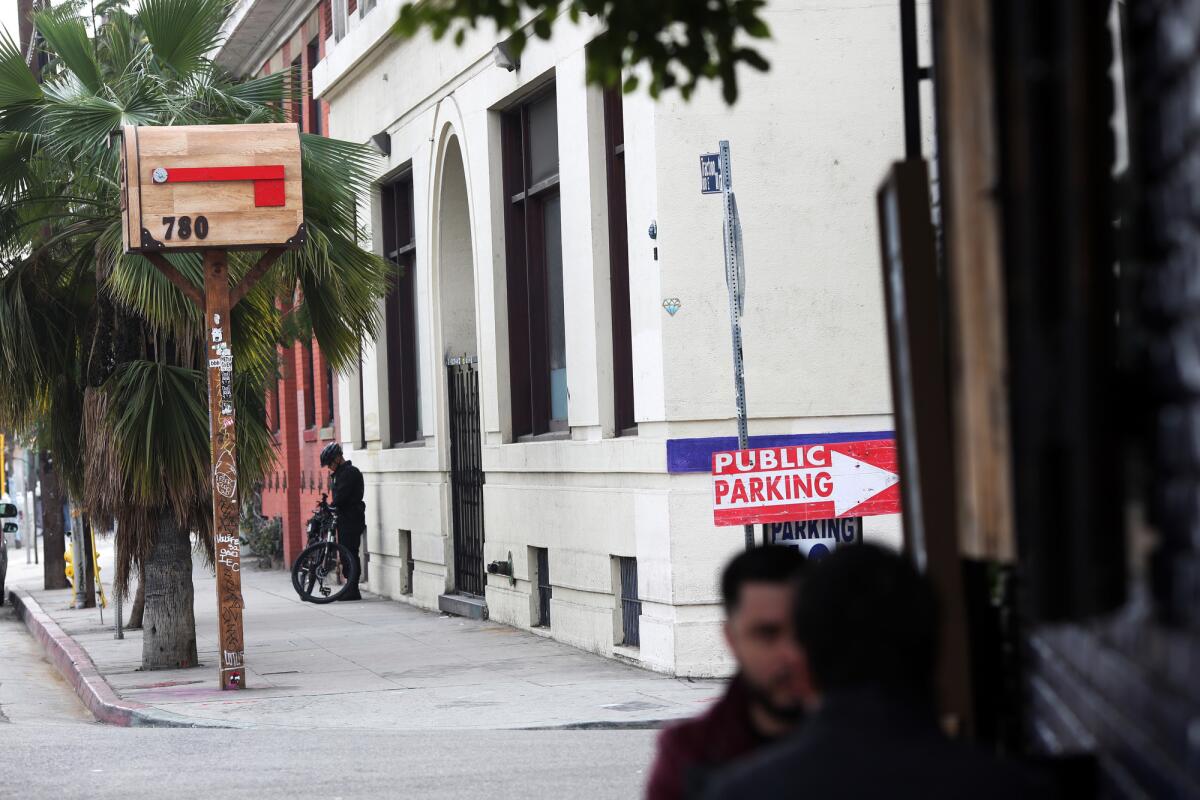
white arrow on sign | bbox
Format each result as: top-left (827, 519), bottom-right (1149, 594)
top-left (830, 450), bottom-right (900, 515)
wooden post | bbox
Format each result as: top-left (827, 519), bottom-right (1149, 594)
top-left (933, 0), bottom-right (1016, 563)
top-left (203, 249), bottom-right (247, 690)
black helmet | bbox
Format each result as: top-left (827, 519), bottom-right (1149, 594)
top-left (319, 442), bottom-right (343, 467)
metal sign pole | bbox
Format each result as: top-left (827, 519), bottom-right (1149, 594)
top-left (204, 250), bottom-right (247, 690)
top-left (718, 141), bottom-right (754, 550)
top-left (114, 531), bottom-right (123, 640)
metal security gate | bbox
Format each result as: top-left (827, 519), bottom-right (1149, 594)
top-left (535, 547), bottom-right (551, 627)
top-left (448, 356), bottom-right (485, 596)
top-left (619, 556), bottom-right (641, 646)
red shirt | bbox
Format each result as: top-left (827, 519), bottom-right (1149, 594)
top-left (645, 677), bottom-right (766, 800)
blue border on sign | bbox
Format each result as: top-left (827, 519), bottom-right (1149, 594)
top-left (666, 430), bottom-right (895, 473)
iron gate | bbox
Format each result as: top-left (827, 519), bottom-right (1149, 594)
top-left (619, 556), bottom-right (641, 646)
top-left (448, 356), bottom-right (485, 596)
top-left (536, 548), bottom-right (552, 626)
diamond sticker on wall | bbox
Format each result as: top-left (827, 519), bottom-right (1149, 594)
top-left (663, 298), bottom-right (681, 316)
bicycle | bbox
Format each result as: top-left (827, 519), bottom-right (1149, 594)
top-left (290, 494), bottom-right (359, 603)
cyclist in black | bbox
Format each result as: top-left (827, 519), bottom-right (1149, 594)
top-left (320, 442), bottom-right (364, 601)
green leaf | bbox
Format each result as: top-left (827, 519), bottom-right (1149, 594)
top-left (0, 30), bottom-right (43, 111)
top-left (139, 0), bottom-right (230, 78)
top-left (32, 6), bottom-right (103, 93)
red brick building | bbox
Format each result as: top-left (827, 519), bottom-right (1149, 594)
top-left (253, 2), bottom-right (336, 565)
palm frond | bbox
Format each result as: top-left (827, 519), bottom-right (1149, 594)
top-left (41, 82), bottom-right (163, 157)
top-left (104, 359), bottom-right (210, 518)
top-left (226, 71), bottom-right (292, 107)
top-left (97, 8), bottom-right (145, 82)
top-left (100, 224), bottom-right (203, 339)
top-left (0, 133), bottom-right (36, 199)
top-left (139, 0), bottom-right (231, 79)
top-left (32, 6), bottom-right (103, 93)
top-left (0, 29), bottom-right (43, 113)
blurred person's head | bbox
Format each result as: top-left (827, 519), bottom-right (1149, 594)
top-left (721, 545), bottom-right (807, 728)
top-left (792, 543), bottom-right (938, 710)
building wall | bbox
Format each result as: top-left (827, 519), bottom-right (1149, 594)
top-left (314, 0), bottom-right (911, 675)
top-left (240, 3), bottom-right (340, 564)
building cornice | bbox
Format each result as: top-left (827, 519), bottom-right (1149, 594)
top-left (216, 0), bottom-right (320, 77)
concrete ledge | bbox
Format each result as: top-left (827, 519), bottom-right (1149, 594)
top-left (438, 592), bottom-right (488, 620)
top-left (7, 586), bottom-right (244, 729)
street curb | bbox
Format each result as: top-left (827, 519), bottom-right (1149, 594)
top-left (8, 586), bottom-right (244, 729)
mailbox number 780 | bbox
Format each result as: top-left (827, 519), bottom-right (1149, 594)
top-left (162, 215), bottom-right (209, 240)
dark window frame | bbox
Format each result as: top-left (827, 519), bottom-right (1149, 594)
top-left (270, 379), bottom-right (281, 435)
top-left (380, 170), bottom-right (421, 446)
top-left (303, 341), bottom-right (316, 429)
top-left (502, 85), bottom-right (567, 439)
top-left (323, 358), bottom-right (335, 427)
top-left (306, 39), bottom-right (322, 136)
top-left (289, 55), bottom-right (303, 127)
top-left (603, 85), bottom-right (636, 436)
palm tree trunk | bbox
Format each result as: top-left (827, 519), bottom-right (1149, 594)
top-left (80, 515), bottom-right (96, 608)
top-left (38, 449), bottom-right (69, 591)
top-left (127, 566), bottom-right (145, 629)
top-left (141, 510), bottom-right (197, 670)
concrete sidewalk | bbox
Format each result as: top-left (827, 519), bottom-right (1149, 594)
top-left (10, 554), bottom-right (722, 730)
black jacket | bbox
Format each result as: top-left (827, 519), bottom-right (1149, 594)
top-left (330, 460), bottom-right (365, 532)
top-left (705, 687), bottom-right (1052, 800)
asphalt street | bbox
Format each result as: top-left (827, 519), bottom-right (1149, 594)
top-left (0, 607), bottom-right (658, 799)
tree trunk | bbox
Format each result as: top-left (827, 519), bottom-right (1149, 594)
top-left (141, 511), bottom-right (197, 670)
top-left (127, 566), bottom-right (146, 629)
top-left (81, 515), bottom-right (96, 608)
top-left (38, 450), bottom-right (68, 590)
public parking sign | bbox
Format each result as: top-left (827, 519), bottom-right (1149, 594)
top-left (712, 439), bottom-right (900, 526)
top-left (701, 153), bottom-right (721, 193)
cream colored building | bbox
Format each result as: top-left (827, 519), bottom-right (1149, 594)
top-left (220, 0), bottom-right (917, 676)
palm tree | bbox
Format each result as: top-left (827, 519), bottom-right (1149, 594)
top-left (0, 0), bottom-right (390, 669)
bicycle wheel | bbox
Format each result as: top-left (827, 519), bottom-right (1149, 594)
top-left (291, 541), bottom-right (359, 604)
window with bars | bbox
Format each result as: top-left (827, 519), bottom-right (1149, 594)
top-left (381, 171), bottom-right (421, 445)
top-left (534, 547), bottom-right (551, 627)
top-left (603, 85), bottom-right (636, 435)
top-left (503, 86), bottom-right (567, 438)
top-left (618, 556), bottom-right (641, 647)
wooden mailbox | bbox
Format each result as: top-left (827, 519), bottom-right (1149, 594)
top-left (120, 123), bottom-right (306, 253)
top-left (116, 123), bottom-right (310, 692)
